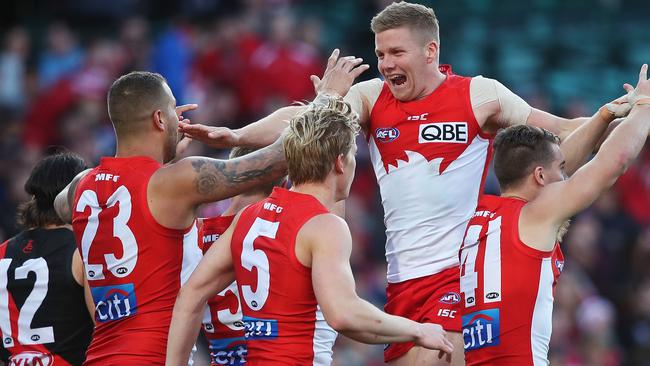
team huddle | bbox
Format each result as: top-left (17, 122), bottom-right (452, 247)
top-left (2, 2), bottom-right (650, 366)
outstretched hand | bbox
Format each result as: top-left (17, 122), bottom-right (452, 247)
top-left (624, 64), bottom-right (650, 106)
top-left (311, 48), bottom-right (370, 98)
top-left (178, 121), bottom-right (240, 149)
top-left (414, 323), bottom-right (454, 363)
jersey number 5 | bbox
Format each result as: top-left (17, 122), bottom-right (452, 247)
top-left (76, 186), bottom-right (139, 280)
top-left (240, 218), bottom-right (279, 311)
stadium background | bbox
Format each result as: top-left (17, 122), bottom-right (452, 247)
top-left (1, 0), bottom-right (649, 364)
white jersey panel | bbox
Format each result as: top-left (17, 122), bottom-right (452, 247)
top-left (181, 223), bottom-right (201, 285)
top-left (531, 258), bottom-right (554, 366)
top-left (369, 135), bottom-right (490, 283)
top-left (312, 306), bottom-right (337, 366)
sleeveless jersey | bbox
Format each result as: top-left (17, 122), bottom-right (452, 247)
top-left (230, 187), bottom-right (337, 365)
top-left (459, 195), bottom-right (564, 365)
top-left (368, 65), bottom-right (493, 283)
top-left (199, 215), bottom-right (247, 366)
top-left (72, 156), bottom-right (201, 365)
top-left (0, 228), bottom-right (93, 366)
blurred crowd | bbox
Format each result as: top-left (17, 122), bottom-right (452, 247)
top-left (1, 0), bottom-right (649, 365)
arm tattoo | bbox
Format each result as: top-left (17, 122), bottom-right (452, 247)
top-left (191, 142), bottom-right (285, 197)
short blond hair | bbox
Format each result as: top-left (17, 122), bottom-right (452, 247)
top-left (283, 100), bottom-right (360, 185)
top-left (370, 1), bottom-right (439, 44)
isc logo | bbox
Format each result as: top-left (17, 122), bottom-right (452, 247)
top-left (9, 351), bottom-right (53, 366)
top-left (419, 122), bottom-right (468, 144)
top-left (91, 283), bottom-right (137, 323)
top-left (462, 309), bottom-right (500, 351)
top-left (375, 127), bottom-right (400, 143)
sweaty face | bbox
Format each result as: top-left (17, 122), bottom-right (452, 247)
top-left (375, 27), bottom-right (436, 102)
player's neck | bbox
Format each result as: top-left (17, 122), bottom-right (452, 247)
top-left (115, 137), bottom-right (164, 163)
top-left (291, 182), bottom-right (337, 211)
top-left (418, 67), bottom-right (447, 100)
top-left (501, 188), bottom-right (535, 202)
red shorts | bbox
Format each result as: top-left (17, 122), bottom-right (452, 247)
top-left (383, 266), bottom-right (462, 363)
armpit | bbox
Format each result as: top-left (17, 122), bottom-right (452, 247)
top-left (470, 76), bottom-right (532, 127)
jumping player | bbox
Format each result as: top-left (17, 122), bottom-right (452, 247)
top-left (459, 65), bottom-right (650, 365)
top-left (0, 152), bottom-right (93, 365)
top-left (166, 101), bottom-right (454, 365)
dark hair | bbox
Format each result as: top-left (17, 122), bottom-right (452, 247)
top-left (493, 125), bottom-right (560, 190)
top-left (18, 152), bottom-right (87, 228)
top-left (107, 71), bottom-right (169, 134)
top-left (229, 146), bottom-right (286, 195)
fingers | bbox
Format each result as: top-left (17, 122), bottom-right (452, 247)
top-left (639, 64), bottom-right (648, 84)
top-left (351, 64), bottom-right (370, 78)
top-left (326, 49), bottom-right (340, 71)
top-left (310, 75), bottom-right (321, 89)
top-left (176, 104), bottom-right (199, 114)
top-left (624, 83), bottom-right (634, 93)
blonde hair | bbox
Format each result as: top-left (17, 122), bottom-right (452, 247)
top-left (370, 1), bottom-right (440, 44)
top-left (283, 100), bottom-right (360, 185)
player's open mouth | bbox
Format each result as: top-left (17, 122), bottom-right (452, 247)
top-left (388, 74), bottom-right (407, 86)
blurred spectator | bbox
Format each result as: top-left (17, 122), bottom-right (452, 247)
top-left (37, 22), bottom-right (84, 89)
top-left (0, 27), bottom-right (30, 112)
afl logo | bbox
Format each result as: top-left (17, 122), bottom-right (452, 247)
top-left (439, 292), bottom-right (461, 304)
top-left (10, 351), bottom-right (53, 366)
top-left (116, 267), bottom-right (128, 275)
top-left (375, 127), bottom-right (400, 142)
top-left (486, 292), bottom-right (500, 300)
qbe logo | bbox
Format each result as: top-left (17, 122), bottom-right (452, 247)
top-left (9, 351), bottom-right (53, 366)
top-left (91, 283), bottom-right (137, 323)
top-left (419, 122), bottom-right (468, 144)
top-left (375, 127), bottom-right (400, 143)
top-left (462, 308), bottom-right (500, 351)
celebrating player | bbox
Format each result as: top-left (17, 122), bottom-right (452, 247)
top-left (166, 100), bottom-right (454, 366)
top-left (459, 65), bottom-right (650, 365)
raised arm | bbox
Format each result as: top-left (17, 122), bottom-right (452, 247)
top-left (180, 49), bottom-right (370, 149)
top-left (150, 135), bottom-right (287, 229)
top-left (166, 216), bottom-right (238, 366)
top-left (303, 213), bottom-right (453, 354)
top-left (522, 65), bottom-right (650, 250)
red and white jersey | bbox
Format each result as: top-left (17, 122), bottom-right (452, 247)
top-left (72, 156), bottom-right (202, 365)
top-left (230, 187), bottom-right (337, 365)
top-left (198, 215), bottom-right (247, 366)
top-left (459, 195), bottom-right (564, 365)
top-left (368, 66), bottom-right (493, 283)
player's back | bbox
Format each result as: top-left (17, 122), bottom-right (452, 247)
top-left (368, 65), bottom-right (494, 283)
top-left (199, 215), bottom-right (247, 366)
top-left (230, 187), bottom-right (337, 365)
top-left (459, 195), bottom-right (563, 365)
top-left (72, 156), bottom-right (199, 365)
top-left (0, 228), bottom-right (93, 365)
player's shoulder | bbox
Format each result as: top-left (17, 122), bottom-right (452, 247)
top-left (299, 212), bottom-right (350, 242)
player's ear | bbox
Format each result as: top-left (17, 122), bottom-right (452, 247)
top-left (425, 40), bottom-right (438, 64)
top-left (334, 154), bottom-right (345, 174)
top-left (533, 166), bottom-right (545, 186)
top-left (152, 110), bottom-right (165, 131)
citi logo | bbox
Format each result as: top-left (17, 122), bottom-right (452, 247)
top-left (375, 127), bottom-right (400, 142)
top-left (440, 292), bottom-right (461, 304)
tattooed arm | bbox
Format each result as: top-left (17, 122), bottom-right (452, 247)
top-left (148, 135), bottom-right (287, 229)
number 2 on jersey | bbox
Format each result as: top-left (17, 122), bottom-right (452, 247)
top-left (76, 186), bottom-right (138, 280)
top-left (241, 218), bottom-right (279, 311)
top-left (0, 258), bottom-right (54, 347)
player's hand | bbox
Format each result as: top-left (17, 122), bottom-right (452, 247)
top-left (414, 323), bottom-right (454, 360)
top-left (178, 121), bottom-right (241, 149)
top-left (311, 48), bottom-right (370, 98)
top-left (603, 94), bottom-right (632, 118)
top-left (623, 64), bottom-right (650, 106)
top-left (176, 104), bottom-right (198, 120)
